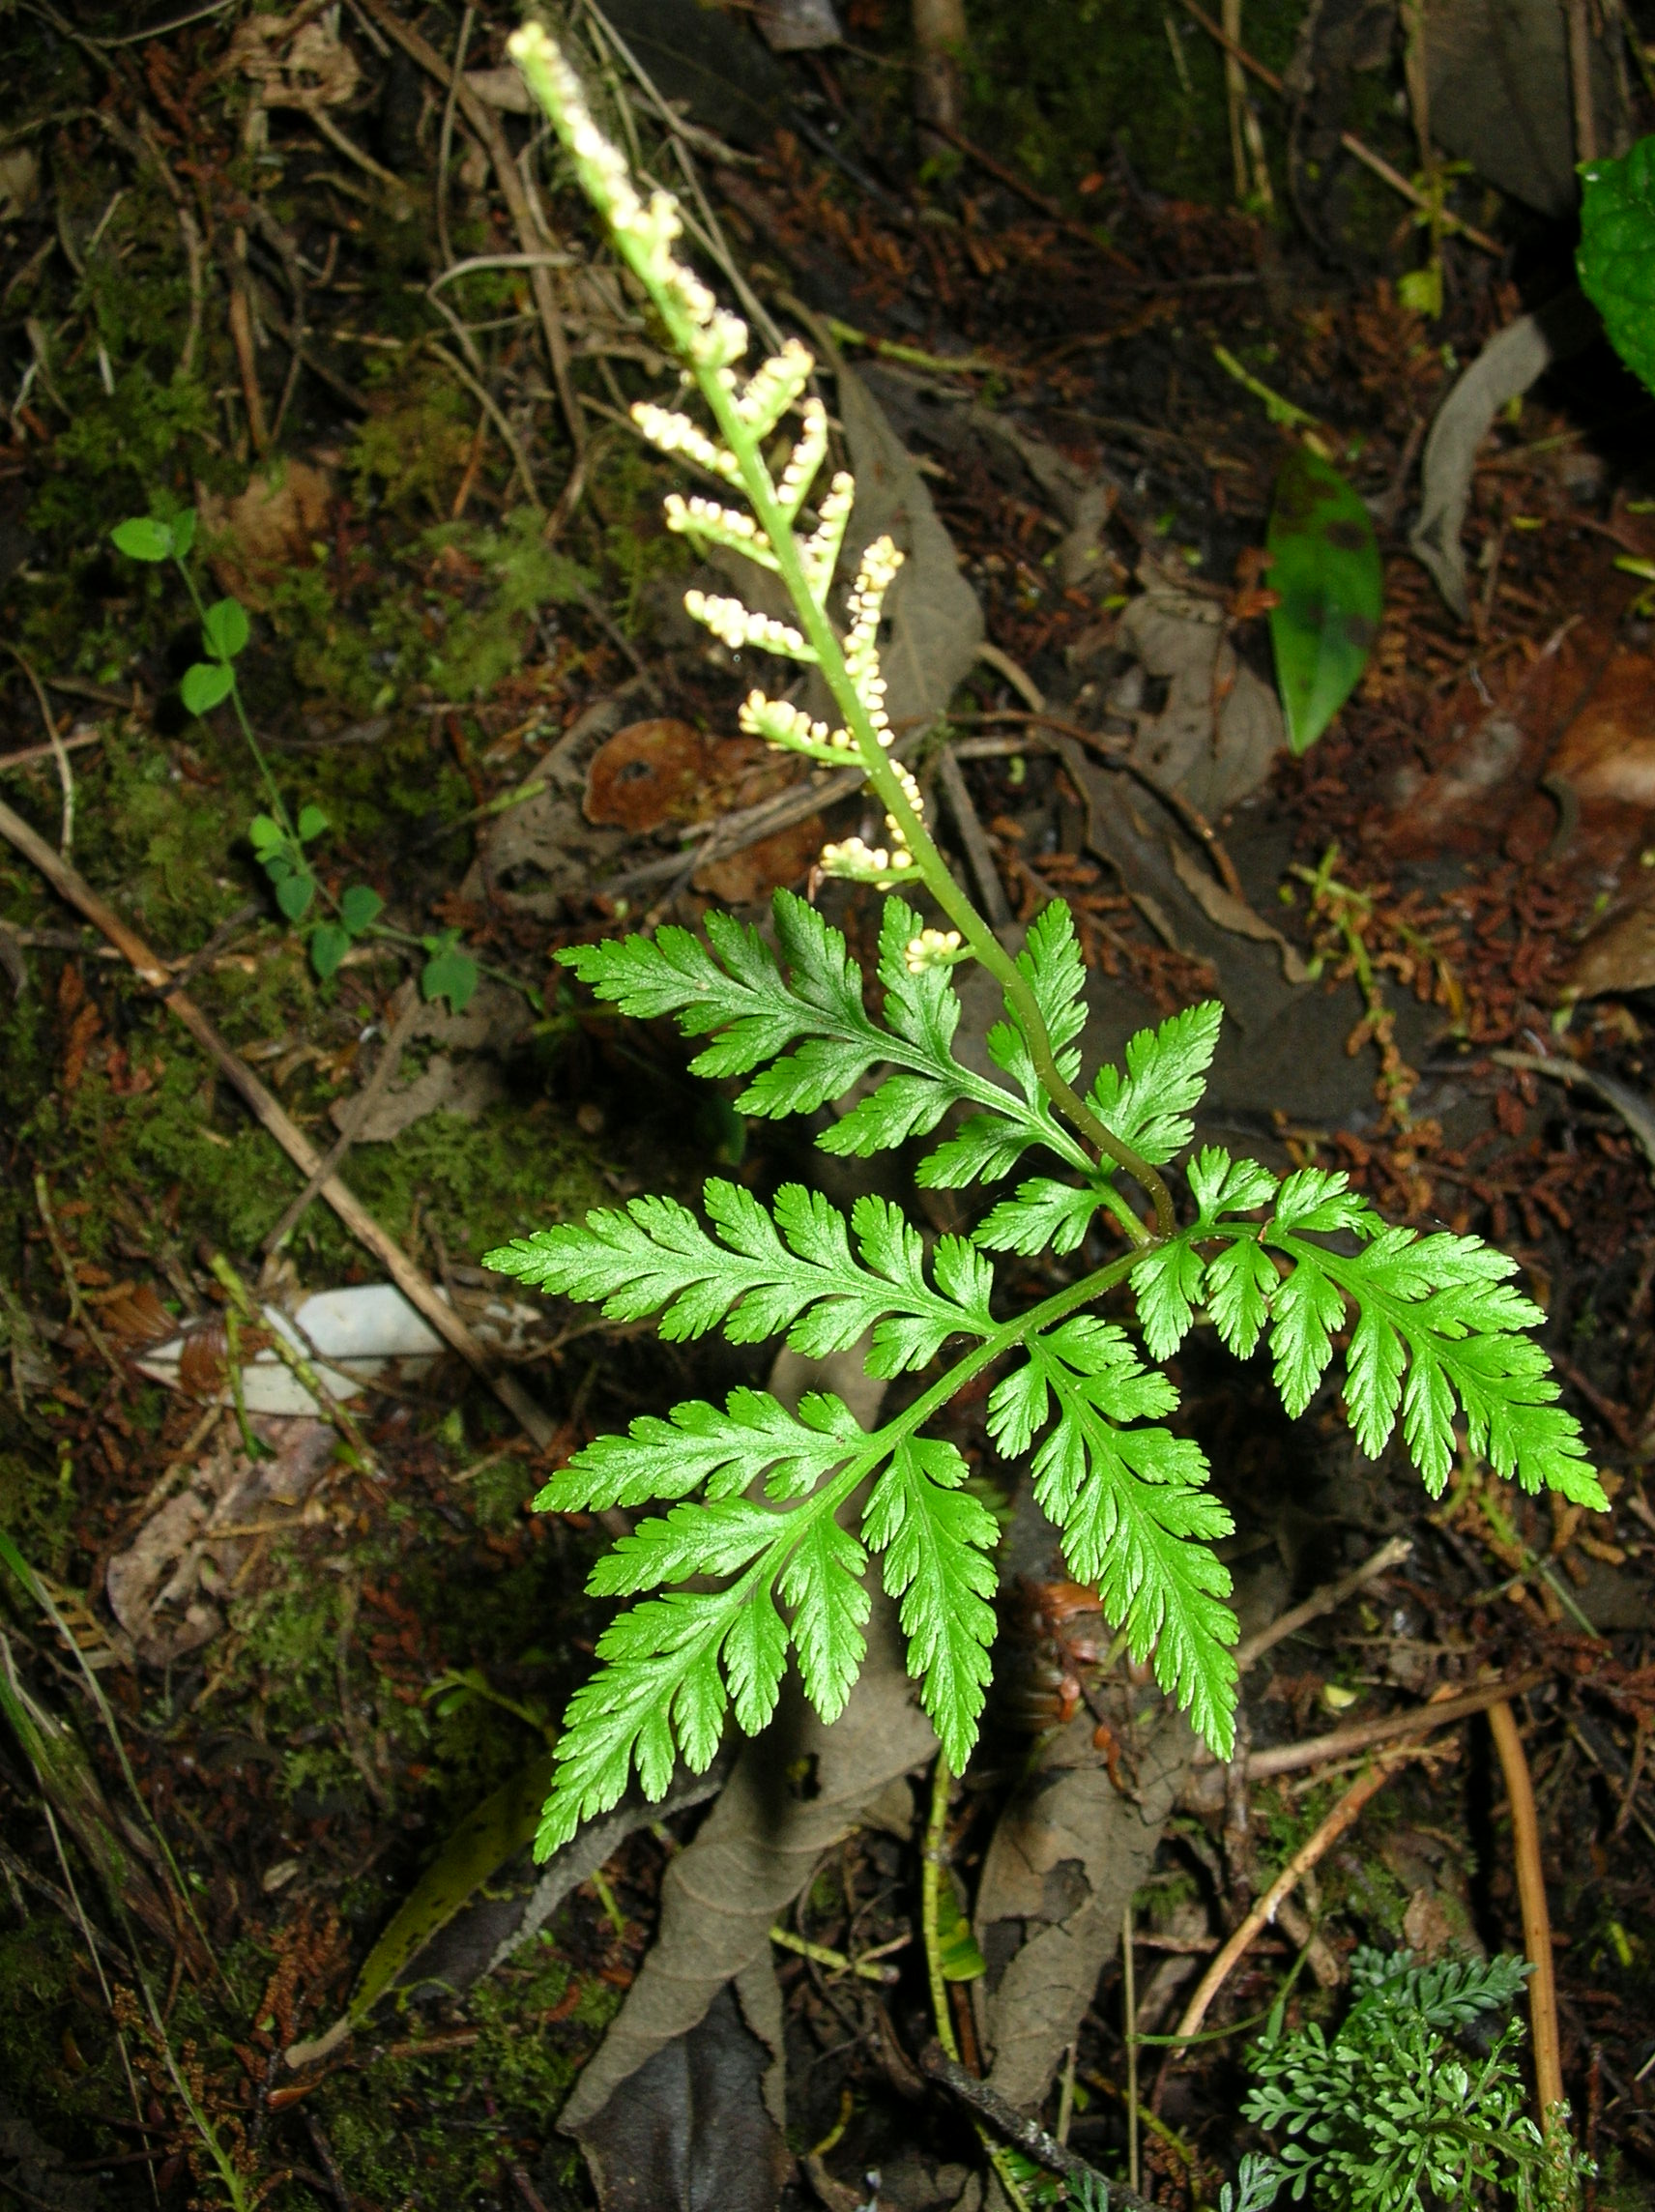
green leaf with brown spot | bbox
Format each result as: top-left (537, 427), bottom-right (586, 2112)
top-left (1265, 447), bottom-right (1383, 754)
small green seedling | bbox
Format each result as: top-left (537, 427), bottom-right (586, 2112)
top-left (479, 23), bottom-right (1604, 1865)
top-left (1243, 1948), bottom-right (1588, 2211)
top-left (110, 511), bottom-right (479, 1011)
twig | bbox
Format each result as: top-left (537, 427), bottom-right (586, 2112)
top-left (937, 748), bottom-right (1014, 936)
top-left (334, 1583), bottom-right (391, 1811)
top-left (1123, 1898), bottom-right (1140, 2196)
top-left (1242, 1666), bottom-right (1550, 1781)
top-left (1488, 1700), bottom-right (1567, 2127)
top-left (1169, 1756), bottom-right (1417, 2050)
top-left (357, 0), bottom-right (586, 480)
top-left (917, 2042), bottom-right (1160, 2212)
top-left (303, 2114), bottom-right (352, 2212)
top-left (1234, 1535), bottom-right (1412, 1672)
top-left (0, 728), bottom-right (103, 776)
top-left (263, 980), bottom-right (422, 1254)
top-left (5, 645), bottom-right (74, 856)
top-left (1171, 0), bottom-right (1500, 252)
top-left (435, 5), bottom-right (476, 276)
top-left (423, 336), bottom-right (543, 508)
top-left (922, 1755), bottom-right (1032, 2212)
top-left (0, 791), bottom-right (558, 1450)
top-left (207, 1253), bottom-right (377, 1474)
top-left (768, 1923), bottom-right (902, 1984)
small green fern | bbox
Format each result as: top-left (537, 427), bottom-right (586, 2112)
top-left (485, 23), bottom-right (1605, 1862)
top-left (1243, 1948), bottom-right (1587, 2211)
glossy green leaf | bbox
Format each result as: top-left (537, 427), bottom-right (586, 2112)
top-left (309, 921), bottom-right (351, 979)
top-left (339, 883), bottom-right (383, 934)
top-left (110, 516), bottom-right (173, 563)
top-left (1579, 135), bottom-right (1655, 398)
top-left (1265, 448), bottom-right (1383, 754)
top-left (201, 597), bottom-right (249, 661)
top-left (180, 660), bottom-right (235, 716)
top-left (247, 813), bottom-right (285, 859)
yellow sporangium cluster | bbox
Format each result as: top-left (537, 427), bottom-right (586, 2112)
top-left (631, 402), bottom-right (742, 483)
top-left (737, 336), bottom-right (814, 428)
top-left (663, 493), bottom-right (771, 558)
top-left (904, 928), bottom-right (964, 974)
top-left (682, 590), bottom-right (812, 660)
top-left (507, 23), bottom-right (746, 372)
top-left (842, 536), bottom-right (903, 739)
top-left (817, 834), bottom-right (917, 883)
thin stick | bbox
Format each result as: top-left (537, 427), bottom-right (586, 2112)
top-left (1123, 1898), bottom-right (1140, 2195)
top-left (1169, 1757), bottom-right (1414, 2049)
top-left (936, 747), bottom-right (1014, 937)
top-left (436, 5), bottom-right (476, 275)
top-left (917, 2042), bottom-right (1160, 2212)
top-left (0, 729), bottom-right (102, 776)
top-left (1566, 0), bottom-right (1598, 165)
top-left (358, 0), bottom-right (586, 474)
top-left (1234, 1536), bottom-right (1412, 1671)
top-left (5, 645), bottom-right (74, 856)
top-left (0, 791), bottom-right (557, 1450)
top-left (1242, 1666), bottom-right (1549, 1781)
top-left (263, 981), bottom-right (422, 1253)
top-left (1488, 1700), bottom-right (1566, 2125)
top-left (1172, 0), bottom-right (1500, 253)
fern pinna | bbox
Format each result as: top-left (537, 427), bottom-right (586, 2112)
top-left (486, 23), bottom-right (1603, 1860)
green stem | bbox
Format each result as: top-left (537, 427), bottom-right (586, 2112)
top-left (702, 381), bottom-right (1176, 1239)
top-left (171, 556), bottom-right (295, 840)
top-left (923, 1750), bottom-right (1031, 2212)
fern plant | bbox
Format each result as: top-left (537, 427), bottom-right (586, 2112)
top-left (1242, 1948), bottom-right (1586, 2210)
top-left (485, 24), bottom-right (1605, 1859)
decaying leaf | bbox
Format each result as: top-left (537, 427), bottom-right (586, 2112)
top-left (1423, 0), bottom-right (1622, 218)
top-left (692, 817), bottom-right (824, 902)
top-left (104, 1417), bottom-right (336, 1664)
top-left (573, 1981), bottom-right (792, 2212)
top-left (1410, 292), bottom-right (1599, 621)
top-left (975, 1707), bottom-right (1195, 2122)
top-left (331, 1052), bottom-right (505, 1142)
top-left (1168, 841), bottom-right (1310, 983)
top-left (585, 719), bottom-right (715, 832)
top-left (1117, 584), bottom-right (1285, 814)
top-left (227, 10), bottom-right (362, 107)
top-left (196, 462), bottom-right (334, 609)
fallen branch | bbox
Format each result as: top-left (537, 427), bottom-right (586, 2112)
top-left (1242, 1666), bottom-right (1550, 1781)
top-left (1488, 1699), bottom-right (1566, 2126)
top-left (0, 792), bottom-right (557, 1449)
top-left (1234, 1536), bottom-right (1413, 1672)
top-left (1169, 1754), bottom-right (1421, 2051)
top-left (917, 2041), bottom-right (1160, 2212)
top-left (262, 979), bottom-right (423, 1255)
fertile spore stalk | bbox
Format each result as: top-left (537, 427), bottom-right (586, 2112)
top-left (486, 20), bottom-right (1603, 1862)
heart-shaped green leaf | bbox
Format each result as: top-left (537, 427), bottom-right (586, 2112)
top-left (202, 597), bottom-right (249, 661)
top-left (297, 802), bottom-right (329, 843)
top-left (339, 884), bottom-right (384, 935)
top-left (309, 920), bottom-right (352, 979)
top-left (110, 517), bottom-right (173, 563)
top-left (170, 508), bottom-right (197, 558)
top-left (180, 661), bottom-right (235, 716)
top-left (276, 872), bottom-right (315, 921)
top-left (1265, 448), bottom-right (1383, 755)
top-left (422, 941), bottom-right (478, 1013)
top-left (247, 813), bottom-right (285, 858)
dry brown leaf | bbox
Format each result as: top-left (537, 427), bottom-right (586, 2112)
top-left (228, 13), bottom-right (362, 106)
top-left (196, 462), bottom-right (334, 609)
top-left (692, 817), bottom-right (823, 903)
top-left (1168, 841), bottom-right (1310, 983)
top-left (584, 719), bottom-right (713, 832)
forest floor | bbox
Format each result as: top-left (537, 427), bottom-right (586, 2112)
top-left (3, 2), bottom-right (1655, 2208)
